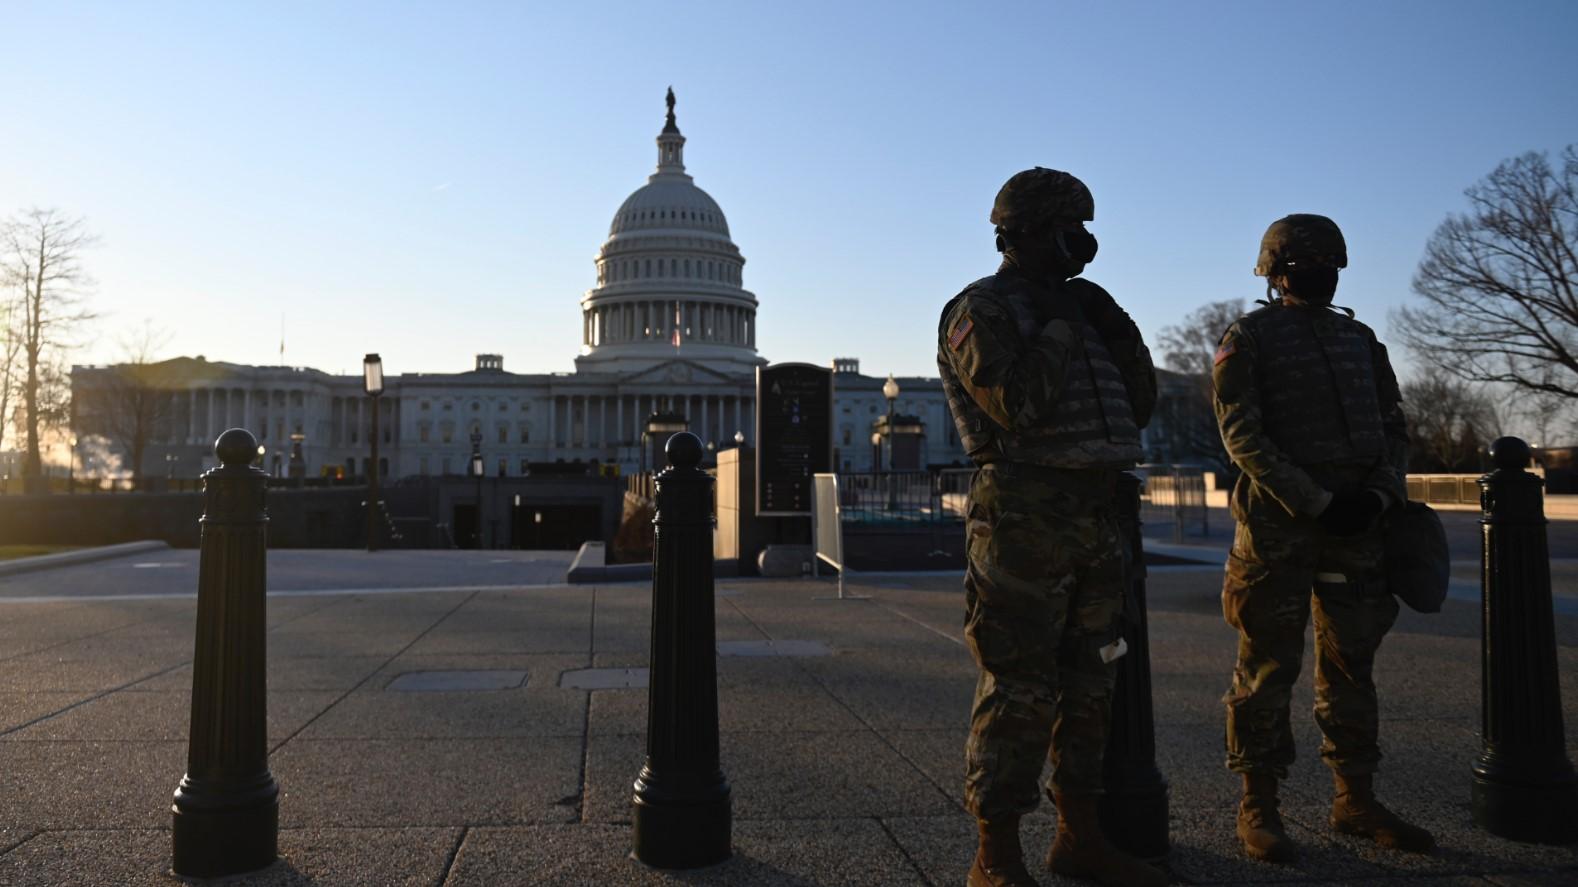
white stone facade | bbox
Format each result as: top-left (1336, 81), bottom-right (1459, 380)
top-left (70, 94), bottom-right (972, 480)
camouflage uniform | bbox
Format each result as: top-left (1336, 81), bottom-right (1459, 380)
top-left (939, 264), bottom-right (1156, 817)
top-left (1214, 300), bottom-right (1408, 779)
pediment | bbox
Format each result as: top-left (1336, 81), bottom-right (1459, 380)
top-left (618, 359), bottom-right (746, 386)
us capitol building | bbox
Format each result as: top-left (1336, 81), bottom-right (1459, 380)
top-left (72, 93), bottom-right (988, 482)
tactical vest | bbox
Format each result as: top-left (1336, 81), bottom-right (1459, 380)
top-left (1240, 303), bottom-right (1385, 466)
top-left (937, 274), bottom-right (1144, 469)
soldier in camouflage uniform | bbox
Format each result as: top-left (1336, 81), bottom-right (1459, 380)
top-left (1214, 214), bottom-right (1435, 862)
top-left (938, 168), bottom-right (1166, 887)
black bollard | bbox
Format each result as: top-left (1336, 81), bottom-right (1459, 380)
top-left (632, 432), bottom-right (732, 867)
top-left (171, 429), bottom-right (280, 877)
top-left (1100, 471), bottom-right (1171, 860)
top-left (1472, 437), bottom-right (1578, 844)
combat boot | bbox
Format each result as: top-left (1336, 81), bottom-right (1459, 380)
top-left (1237, 772), bottom-right (1297, 863)
top-left (968, 816), bottom-right (1041, 887)
top-left (1330, 772), bottom-right (1436, 852)
top-left (1046, 792), bottom-right (1168, 887)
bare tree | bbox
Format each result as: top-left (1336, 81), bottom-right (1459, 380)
top-left (0, 209), bottom-right (97, 493)
top-left (1151, 299), bottom-right (1246, 471)
top-left (0, 293), bottom-right (22, 454)
top-left (1395, 145), bottom-right (1578, 401)
top-left (1156, 299), bottom-right (1247, 376)
top-left (1399, 370), bottom-right (1500, 472)
top-left (82, 321), bottom-right (173, 486)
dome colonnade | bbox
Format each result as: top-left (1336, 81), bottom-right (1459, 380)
top-left (575, 88), bottom-right (761, 373)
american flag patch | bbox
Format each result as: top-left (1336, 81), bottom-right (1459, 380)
top-left (1214, 341), bottom-right (1238, 365)
top-left (949, 317), bottom-right (974, 350)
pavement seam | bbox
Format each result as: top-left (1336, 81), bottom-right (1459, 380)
top-left (436, 825), bottom-right (470, 886)
top-left (0, 830), bottom-right (39, 859)
top-left (266, 590), bottom-right (482, 755)
top-left (873, 599), bottom-right (965, 648)
top-left (0, 609), bottom-right (181, 665)
top-left (265, 594), bottom-right (359, 631)
top-left (577, 586), bottom-right (597, 824)
top-left (0, 660), bottom-right (193, 738)
top-left (722, 595), bottom-right (965, 815)
top-left (874, 816), bottom-right (938, 886)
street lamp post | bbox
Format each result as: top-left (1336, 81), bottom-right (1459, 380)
top-left (882, 373), bottom-right (900, 470)
top-left (363, 354), bottom-right (384, 553)
top-left (470, 429), bottom-right (484, 549)
top-left (883, 374), bottom-right (900, 512)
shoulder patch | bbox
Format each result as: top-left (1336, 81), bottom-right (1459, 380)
top-left (1213, 340), bottom-right (1238, 365)
top-left (948, 316), bottom-right (974, 351)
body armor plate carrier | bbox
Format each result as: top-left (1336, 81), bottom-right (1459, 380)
top-left (938, 274), bottom-right (1143, 469)
top-left (1240, 303), bottom-right (1385, 466)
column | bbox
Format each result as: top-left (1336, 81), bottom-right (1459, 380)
top-left (701, 396), bottom-right (710, 444)
top-left (547, 395), bottom-right (556, 454)
top-left (599, 396), bottom-right (607, 448)
top-left (616, 394), bottom-right (624, 445)
top-left (733, 396), bottom-right (742, 442)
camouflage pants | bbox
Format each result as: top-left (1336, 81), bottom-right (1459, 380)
top-left (963, 464), bottom-right (1126, 818)
top-left (1221, 513), bottom-right (1399, 779)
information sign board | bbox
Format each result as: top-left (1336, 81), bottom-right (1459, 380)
top-left (755, 363), bottom-right (834, 515)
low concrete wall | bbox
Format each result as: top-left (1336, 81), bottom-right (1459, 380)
top-left (841, 525), bottom-right (966, 572)
top-left (0, 488), bottom-right (373, 548)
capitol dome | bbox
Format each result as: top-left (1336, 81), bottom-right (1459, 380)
top-left (575, 89), bottom-right (762, 375)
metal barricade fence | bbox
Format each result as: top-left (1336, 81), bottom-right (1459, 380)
top-left (834, 469), bottom-right (973, 525)
top-left (1137, 463), bottom-right (1209, 543)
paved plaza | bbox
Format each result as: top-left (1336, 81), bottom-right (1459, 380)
top-left (0, 525), bottom-right (1575, 885)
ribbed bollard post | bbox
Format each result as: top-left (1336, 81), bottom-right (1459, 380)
top-left (1472, 436), bottom-right (1578, 843)
top-left (1101, 471), bottom-right (1170, 860)
top-left (632, 432), bottom-right (732, 867)
top-left (171, 429), bottom-right (280, 877)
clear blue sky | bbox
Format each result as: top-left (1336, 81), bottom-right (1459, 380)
top-left (3, 0), bottom-right (1573, 383)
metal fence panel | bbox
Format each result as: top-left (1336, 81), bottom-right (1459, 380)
top-left (1136, 463), bottom-right (1209, 542)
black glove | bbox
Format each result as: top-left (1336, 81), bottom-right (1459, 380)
top-left (1317, 490), bottom-right (1385, 537)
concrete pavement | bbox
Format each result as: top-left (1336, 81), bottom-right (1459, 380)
top-left (1, 545), bottom-right (1576, 885)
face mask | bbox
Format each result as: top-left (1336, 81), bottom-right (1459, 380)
top-left (1282, 266), bottom-right (1339, 305)
top-left (1056, 228), bottom-right (1099, 265)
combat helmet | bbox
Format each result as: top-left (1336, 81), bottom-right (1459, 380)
top-left (991, 167), bottom-right (1094, 230)
top-left (1254, 213), bottom-right (1347, 276)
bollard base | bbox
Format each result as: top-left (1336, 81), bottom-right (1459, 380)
top-left (1099, 781), bottom-right (1170, 861)
top-left (1472, 771), bottom-right (1578, 845)
top-left (171, 779), bottom-right (279, 878)
top-left (632, 771), bottom-right (732, 869)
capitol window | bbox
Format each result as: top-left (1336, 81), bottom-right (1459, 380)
top-left (498, 402), bottom-right (507, 412)
top-left (471, 401), bottom-right (479, 412)
top-left (519, 426), bottom-right (530, 443)
top-left (419, 425), bottom-right (430, 443)
top-left (497, 426), bottom-right (507, 444)
top-left (420, 400), bottom-right (430, 411)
